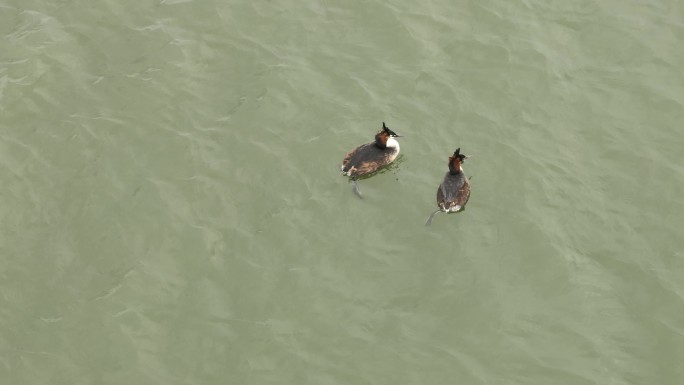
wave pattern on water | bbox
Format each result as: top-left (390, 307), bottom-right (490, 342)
top-left (1, 1), bottom-right (683, 384)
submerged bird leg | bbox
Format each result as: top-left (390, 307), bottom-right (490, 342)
top-left (351, 179), bottom-right (363, 199)
top-left (424, 209), bottom-right (442, 226)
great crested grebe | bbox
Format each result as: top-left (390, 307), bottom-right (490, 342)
top-left (425, 148), bottom-right (471, 226)
top-left (341, 122), bottom-right (402, 198)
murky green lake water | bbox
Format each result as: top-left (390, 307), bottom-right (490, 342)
top-left (2, 1), bottom-right (683, 384)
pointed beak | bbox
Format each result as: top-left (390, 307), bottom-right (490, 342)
top-left (392, 134), bottom-right (403, 138)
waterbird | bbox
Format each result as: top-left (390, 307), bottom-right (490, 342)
top-left (425, 148), bottom-right (471, 226)
top-left (341, 122), bottom-right (402, 198)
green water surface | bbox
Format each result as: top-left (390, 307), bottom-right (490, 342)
top-left (1, 1), bottom-right (683, 384)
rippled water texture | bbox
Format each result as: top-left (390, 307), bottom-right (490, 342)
top-left (1, 1), bottom-right (683, 384)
